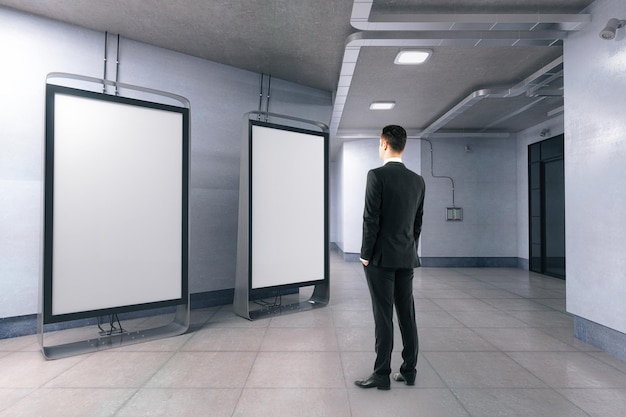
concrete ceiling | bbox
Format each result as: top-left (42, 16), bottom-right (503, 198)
top-left (1, 0), bottom-right (594, 151)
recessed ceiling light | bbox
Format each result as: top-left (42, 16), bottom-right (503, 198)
top-left (369, 101), bottom-right (396, 110)
top-left (394, 50), bottom-right (432, 65)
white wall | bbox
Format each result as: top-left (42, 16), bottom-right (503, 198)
top-left (564, 0), bottom-right (626, 334)
top-left (336, 134), bottom-right (522, 261)
top-left (336, 137), bottom-right (422, 255)
top-left (0, 10), bottom-right (104, 318)
top-left (339, 139), bottom-right (380, 254)
top-left (0, 7), bottom-right (331, 318)
top-left (419, 136), bottom-right (518, 259)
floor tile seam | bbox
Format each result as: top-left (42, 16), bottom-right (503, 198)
top-left (499, 350), bottom-right (600, 390)
top-left (420, 349), bottom-right (502, 353)
top-left (256, 348), bottom-right (342, 354)
top-left (524, 323), bottom-right (580, 333)
top-left (37, 350), bottom-right (97, 389)
top-left (189, 307), bottom-right (221, 328)
top-left (471, 283), bottom-right (549, 298)
top-left (198, 324), bottom-right (269, 329)
top-left (424, 350), bottom-right (554, 389)
top-left (0, 387), bottom-right (141, 417)
top-left (179, 348), bottom-right (269, 353)
top-left (417, 294), bottom-right (478, 300)
top-left (572, 349), bottom-right (626, 377)
top-left (467, 295), bottom-right (528, 300)
top-left (42, 350), bottom-right (180, 391)
top-left (509, 348), bottom-right (626, 360)
top-left (264, 324), bottom-right (337, 330)
top-left (446, 280), bottom-right (528, 297)
top-left (484, 295), bottom-right (565, 311)
top-left (418, 309), bottom-right (472, 330)
top-left (450, 268), bottom-right (526, 289)
top-left (442, 306), bottom-right (531, 324)
top-left (240, 386), bottom-right (351, 392)
top-left (585, 352), bottom-right (626, 375)
top-left (0, 342), bottom-right (37, 353)
top-left (423, 300), bottom-right (491, 307)
top-left (467, 328), bottom-right (581, 350)
top-left (426, 304), bottom-right (516, 313)
top-left (466, 324), bottom-right (569, 329)
top-left (421, 326), bottom-right (501, 352)
top-left (187, 324), bottom-right (270, 416)
top-left (418, 353), bottom-right (473, 416)
top-left (0, 387), bottom-right (36, 414)
top-left (449, 386), bottom-right (594, 417)
top-left (261, 324), bottom-right (341, 349)
top-left (95, 386), bottom-right (143, 417)
top-left (556, 387), bottom-right (626, 392)
top-left (122, 386), bottom-right (244, 392)
top-left (242, 382), bottom-right (347, 391)
top-left (237, 323), bottom-right (270, 405)
top-left (527, 378), bottom-right (626, 389)
top-left (469, 278), bottom-right (565, 295)
top-left (332, 310), bottom-right (357, 408)
top-left (476, 348), bottom-right (581, 354)
top-left (474, 293), bottom-right (569, 321)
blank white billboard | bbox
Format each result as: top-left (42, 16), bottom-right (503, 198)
top-left (44, 85), bottom-right (188, 323)
top-left (250, 123), bottom-right (327, 289)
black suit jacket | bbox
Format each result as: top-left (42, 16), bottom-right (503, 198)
top-left (360, 161), bottom-right (425, 269)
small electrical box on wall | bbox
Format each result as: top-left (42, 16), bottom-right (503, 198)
top-left (446, 207), bottom-right (463, 221)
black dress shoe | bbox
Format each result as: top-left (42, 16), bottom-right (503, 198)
top-left (392, 372), bottom-right (415, 386)
top-left (354, 374), bottom-right (390, 390)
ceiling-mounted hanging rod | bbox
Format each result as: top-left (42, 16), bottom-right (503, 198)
top-left (103, 31), bottom-right (108, 93)
top-left (258, 73), bottom-right (264, 120)
top-left (265, 74), bottom-right (272, 122)
top-left (115, 34), bottom-right (120, 96)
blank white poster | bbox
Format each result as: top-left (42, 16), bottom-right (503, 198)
top-left (51, 93), bottom-right (183, 316)
top-left (251, 124), bottom-right (325, 289)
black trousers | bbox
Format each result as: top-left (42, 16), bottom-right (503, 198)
top-left (364, 264), bottom-right (419, 378)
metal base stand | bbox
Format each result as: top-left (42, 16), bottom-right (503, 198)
top-left (235, 281), bottom-right (329, 321)
top-left (38, 303), bottom-right (189, 360)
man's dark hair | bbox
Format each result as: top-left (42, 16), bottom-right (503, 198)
top-left (381, 125), bottom-right (407, 152)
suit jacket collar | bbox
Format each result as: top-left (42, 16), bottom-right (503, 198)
top-left (383, 157), bottom-right (403, 165)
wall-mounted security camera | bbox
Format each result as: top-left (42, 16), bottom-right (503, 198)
top-left (599, 18), bottom-right (626, 40)
top-left (540, 129), bottom-right (551, 138)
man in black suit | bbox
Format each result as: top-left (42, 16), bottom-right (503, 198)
top-left (354, 125), bottom-right (426, 390)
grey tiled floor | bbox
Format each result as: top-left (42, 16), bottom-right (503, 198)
top-left (2, 251), bottom-right (626, 416)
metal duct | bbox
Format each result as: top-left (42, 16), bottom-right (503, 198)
top-left (330, 1), bottom-right (586, 138)
top-left (420, 56), bottom-right (563, 138)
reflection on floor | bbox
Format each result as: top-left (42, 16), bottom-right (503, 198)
top-left (1, 251), bottom-right (626, 417)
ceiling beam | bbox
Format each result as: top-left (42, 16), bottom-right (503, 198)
top-left (350, 0), bottom-right (590, 32)
top-left (329, 2), bottom-right (589, 140)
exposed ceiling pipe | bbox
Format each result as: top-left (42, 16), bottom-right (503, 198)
top-left (331, 33), bottom-right (567, 138)
top-left (420, 56), bottom-right (563, 138)
top-left (330, 1), bottom-right (588, 139)
top-left (481, 97), bottom-right (548, 132)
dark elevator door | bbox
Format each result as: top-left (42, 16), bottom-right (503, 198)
top-left (529, 135), bottom-right (565, 279)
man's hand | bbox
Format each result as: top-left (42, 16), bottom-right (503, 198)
top-left (360, 258), bottom-right (369, 266)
